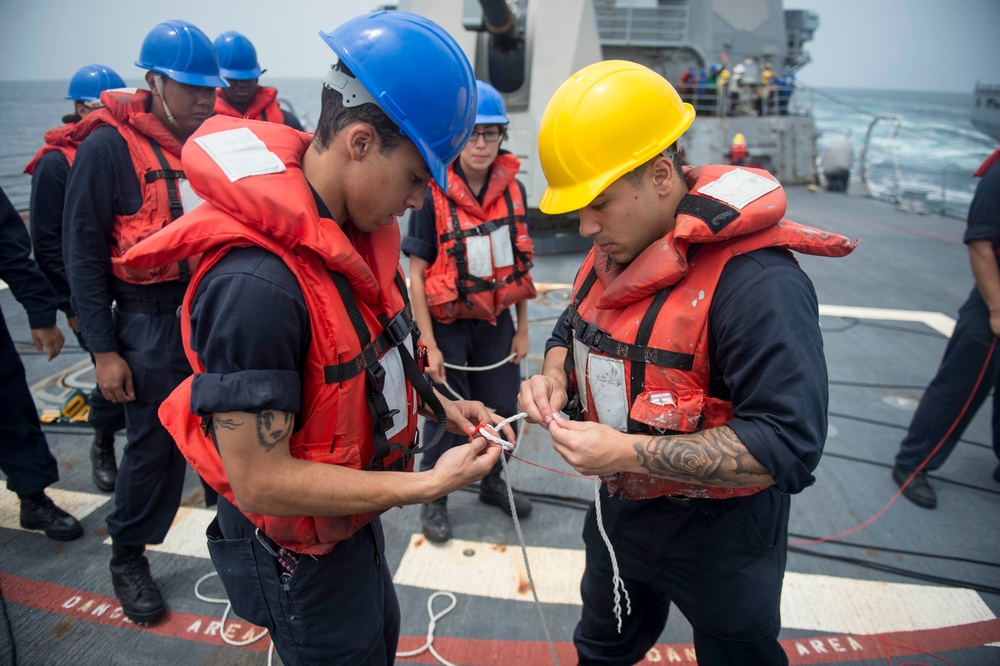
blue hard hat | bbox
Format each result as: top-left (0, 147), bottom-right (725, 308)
top-left (214, 31), bottom-right (264, 80)
top-left (136, 19), bottom-right (227, 88)
top-left (66, 64), bottom-right (126, 102)
top-left (318, 11), bottom-right (476, 190)
top-left (475, 80), bottom-right (508, 125)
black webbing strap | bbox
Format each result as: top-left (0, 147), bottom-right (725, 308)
top-left (438, 217), bottom-right (506, 243)
top-left (566, 309), bottom-right (694, 370)
top-left (324, 272), bottom-right (447, 466)
top-left (505, 189), bottom-right (533, 286)
top-left (675, 193), bottom-right (741, 234)
top-left (562, 268), bottom-right (599, 419)
top-left (626, 286), bottom-right (673, 433)
top-left (390, 272), bottom-right (447, 456)
top-left (444, 199), bottom-right (473, 307)
top-left (146, 138), bottom-right (190, 280)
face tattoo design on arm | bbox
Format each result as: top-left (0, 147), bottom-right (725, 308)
top-left (256, 410), bottom-right (294, 452)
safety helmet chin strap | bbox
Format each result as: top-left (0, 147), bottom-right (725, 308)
top-left (152, 73), bottom-right (182, 131)
top-left (322, 63), bottom-right (378, 108)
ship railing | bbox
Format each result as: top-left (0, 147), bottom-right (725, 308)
top-left (677, 83), bottom-right (810, 118)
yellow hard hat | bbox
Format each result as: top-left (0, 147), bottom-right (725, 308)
top-left (538, 60), bottom-right (695, 215)
top-left (733, 133), bottom-right (746, 145)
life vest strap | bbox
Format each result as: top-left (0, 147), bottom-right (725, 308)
top-left (566, 308), bottom-right (695, 371)
top-left (145, 138), bottom-right (190, 280)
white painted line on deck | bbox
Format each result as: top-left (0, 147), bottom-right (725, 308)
top-left (102, 505), bottom-right (215, 560)
top-left (818, 304), bottom-right (956, 337)
top-left (0, 280), bottom-right (8, 292)
top-left (0, 486), bottom-right (109, 533)
top-left (394, 534), bottom-right (996, 635)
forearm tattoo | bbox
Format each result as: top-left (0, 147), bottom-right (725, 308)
top-left (633, 427), bottom-right (772, 487)
top-left (256, 411), bottom-right (293, 452)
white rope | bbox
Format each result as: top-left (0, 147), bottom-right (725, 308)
top-left (193, 572), bottom-right (276, 664)
top-left (592, 480), bottom-right (632, 633)
top-left (477, 413), bottom-right (559, 665)
top-left (438, 353), bottom-right (519, 401)
top-left (394, 591), bottom-right (461, 666)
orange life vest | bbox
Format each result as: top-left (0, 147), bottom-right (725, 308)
top-left (71, 88), bottom-right (191, 284)
top-left (213, 86), bottom-right (285, 125)
top-left (566, 165), bottom-right (857, 501)
top-left (117, 116), bottom-right (445, 555)
top-left (423, 153), bottom-right (535, 324)
top-left (24, 123), bottom-right (80, 174)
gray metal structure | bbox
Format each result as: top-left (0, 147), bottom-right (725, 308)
top-left (399, 0), bottom-right (821, 251)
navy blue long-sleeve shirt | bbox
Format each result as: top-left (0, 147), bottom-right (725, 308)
top-left (29, 150), bottom-right (73, 315)
top-left (1, 186), bottom-right (58, 328)
top-left (547, 247), bottom-right (828, 495)
top-left (63, 125), bottom-right (186, 354)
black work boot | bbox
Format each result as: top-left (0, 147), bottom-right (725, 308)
top-left (421, 497), bottom-right (452, 543)
top-left (892, 465), bottom-right (937, 509)
top-left (110, 544), bottom-right (166, 624)
top-left (479, 471), bottom-right (533, 517)
top-left (90, 431), bottom-right (118, 492)
top-left (19, 492), bottom-right (84, 541)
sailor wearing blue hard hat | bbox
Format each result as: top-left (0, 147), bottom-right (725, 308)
top-left (62, 18), bottom-right (226, 627)
top-left (23, 62), bottom-right (130, 510)
top-left (112, 11), bottom-right (509, 664)
top-left (404, 79), bottom-right (537, 545)
top-left (212, 30), bottom-right (304, 130)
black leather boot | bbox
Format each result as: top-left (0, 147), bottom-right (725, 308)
top-left (91, 431), bottom-right (118, 492)
top-left (19, 492), bottom-right (83, 541)
top-left (479, 472), bottom-right (533, 517)
top-left (421, 497), bottom-right (452, 543)
top-left (110, 544), bottom-right (166, 624)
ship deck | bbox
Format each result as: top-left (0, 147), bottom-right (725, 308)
top-left (2, 184), bottom-right (999, 665)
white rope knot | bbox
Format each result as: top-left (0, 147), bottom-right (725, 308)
top-left (475, 411), bottom-right (526, 452)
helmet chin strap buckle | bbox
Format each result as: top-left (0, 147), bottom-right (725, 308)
top-left (323, 64), bottom-right (378, 109)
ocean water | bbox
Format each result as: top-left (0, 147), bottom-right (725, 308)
top-left (1, 79), bottom-right (994, 219)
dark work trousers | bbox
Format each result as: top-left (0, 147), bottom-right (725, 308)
top-left (896, 288), bottom-right (1000, 471)
top-left (0, 306), bottom-right (59, 495)
top-left (209, 497), bottom-right (400, 666)
top-left (575, 485), bottom-right (790, 666)
top-left (419, 308), bottom-right (521, 478)
top-left (105, 303), bottom-right (190, 546)
top-left (72, 329), bottom-right (126, 433)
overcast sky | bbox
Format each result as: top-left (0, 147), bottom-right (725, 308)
top-left (0, 0), bottom-right (997, 93)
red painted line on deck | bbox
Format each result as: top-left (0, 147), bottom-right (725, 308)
top-left (3, 572), bottom-right (998, 664)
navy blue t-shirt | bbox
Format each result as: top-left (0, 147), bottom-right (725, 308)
top-left (186, 191), bottom-right (333, 417)
top-left (29, 149), bottom-right (73, 315)
top-left (964, 161), bottom-right (1000, 259)
top-left (547, 247), bottom-right (828, 495)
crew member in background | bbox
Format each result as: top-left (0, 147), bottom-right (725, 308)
top-left (821, 130), bottom-right (854, 192)
top-left (118, 12), bottom-right (510, 663)
top-left (0, 185), bottom-right (83, 542)
top-left (729, 132), bottom-right (749, 166)
top-left (24, 64), bottom-right (127, 494)
top-left (518, 61), bottom-right (856, 665)
top-left (892, 144), bottom-right (1000, 508)
top-left (405, 80), bottom-right (535, 543)
top-left (63, 19), bottom-right (226, 625)
top-left (212, 30), bottom-right (304, 130)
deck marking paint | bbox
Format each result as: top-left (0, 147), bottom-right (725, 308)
top-left (3, 572), bottom-right (1000, 665)
top-left (394, 534), bottom-right (996, 636)
top-left (101, 505), bottom-right (215, 559)
top-left (0, 486), bottom-right (109, 533)
top-left (818, 304), bottom-right (956, 337)
top-left (394, 534), bottom-right (584, 605)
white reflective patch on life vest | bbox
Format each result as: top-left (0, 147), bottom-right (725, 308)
top-left (587, 354), bottom-right (628, 432)
top-left (379, 341), bottom-right (410, 440)
top-left (696, 167), bottom-right (779, 210)
top-left (193, 127), bottom-right (286, 183)
top-left (465, 235), bottom-right (494, 277)
top-left (177, 178), bottom-right (205, 214)
top-left (490, 226), bottom-right (514, 268)
top-left (572, 338), bottom-right (590, 415)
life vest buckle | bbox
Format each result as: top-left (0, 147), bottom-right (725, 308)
top-left (367, 362), bottom-right (386, 392)
top-left (384, 311), bottom-right (413, 347)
